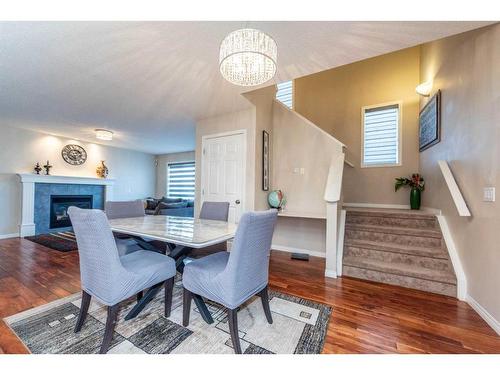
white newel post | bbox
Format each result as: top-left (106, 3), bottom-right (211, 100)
top-left (323, 152), bottom-right (345, 279)
top-left (17, 174), bottom-right (115, 237)
top-left (325, 202), bottom-right (338, 278)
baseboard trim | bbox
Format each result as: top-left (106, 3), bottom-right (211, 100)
top-left (343, 202), bottom-right (441, 215)
top-left (0, 233), bottom-right (19, 240)
top-left (466, 295), bottom-right (500, 336)
top-left (324, 270), bottom-right (337, 278)
top-left (436, 215), bottom-right (467, 301)
top-left (271, 244), bottom-right (326, 258)
top-left (336, 209), bottom-right (347, 277)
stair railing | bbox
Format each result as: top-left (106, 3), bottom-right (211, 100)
top-left (438, 160), bottom-right (471, 217)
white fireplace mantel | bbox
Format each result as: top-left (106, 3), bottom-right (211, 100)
top-left (17, 174), bottom-right (115, 237)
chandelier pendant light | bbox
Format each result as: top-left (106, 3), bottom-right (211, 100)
top-left (219, 28), bottom-right (277, 87)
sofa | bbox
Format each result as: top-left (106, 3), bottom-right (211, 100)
top-left (144, 197), bottom-right (194, 218)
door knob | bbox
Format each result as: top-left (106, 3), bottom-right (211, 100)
top-left (235, 200), bottom-right (241, 205)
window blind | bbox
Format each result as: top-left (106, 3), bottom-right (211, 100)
top-left (276, 80), bottom-right (293, 109)
top-left (362, 104), bottom-right (400, 166)
top-left (167, 161), bottom-right (195, 199)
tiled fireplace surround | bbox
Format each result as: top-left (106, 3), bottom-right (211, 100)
top-left (17, 174), bottom-right (115, 236)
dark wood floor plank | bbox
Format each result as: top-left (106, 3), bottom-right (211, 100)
top-left (0, 239), bottom-right (499, 354)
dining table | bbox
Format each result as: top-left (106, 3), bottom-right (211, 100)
top-left (108, 214), bottom-right (237, 324)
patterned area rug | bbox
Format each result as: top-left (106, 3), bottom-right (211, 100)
top-left (25, 231), bottom-right (77, 252)
top-left (4, 280), bottom-right (331, 354)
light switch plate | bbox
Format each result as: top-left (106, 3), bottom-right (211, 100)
top-left (483, 187), bottom-right (495, 202)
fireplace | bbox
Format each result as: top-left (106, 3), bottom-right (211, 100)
top-left (50, 195), bottom-right (93, 229)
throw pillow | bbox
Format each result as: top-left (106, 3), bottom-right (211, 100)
top-left (145, 198), bottom-right (160, 210)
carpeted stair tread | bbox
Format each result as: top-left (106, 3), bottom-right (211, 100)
top-left (345, 207), bottom-right (437, 219)
top-left (342, 266), bottom-right (457, 297)
top-left (345, 223), bottom-right (442, 238)
top-left (343, 255), bottom-right (456, 285)
top-left (346, 213), bottom-right (438, 229)
top-left (344, 239), bottom-right (448, 259)
top-left (344, 246), bottom-right (453, 272)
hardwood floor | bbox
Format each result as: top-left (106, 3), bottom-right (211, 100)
top-left (0, 237), bottom-right (499, 354)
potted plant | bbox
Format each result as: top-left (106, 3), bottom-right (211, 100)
top-left (395, 174), bottom-right (425, 210)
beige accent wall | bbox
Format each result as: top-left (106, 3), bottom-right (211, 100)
top-left (294, 47), bottom-right (421, 205)
top-left (419, 24), bottom-right (500, 323)
top-left (155, 151), bottom-right (195, 198)
top-left (0, 124), bottom-right (156, 236)
top-left (195, 108), bottom-right (256, 216)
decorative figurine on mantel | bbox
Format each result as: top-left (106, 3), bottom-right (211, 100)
top-left (96, 160), bottom-right (109, 178)
top-left (43, 160), bottom-right (52, 175)
top-left (34, 162), bottom-right (42, 175)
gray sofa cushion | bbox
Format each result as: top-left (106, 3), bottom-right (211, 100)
top-left (157, 207), bottom-right (194, 218)
top-left (154, 201), bottom-right (188, 215)
top-left (160, 197), bottom-right (183, 204)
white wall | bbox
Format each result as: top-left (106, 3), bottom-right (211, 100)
top-left (195, 108), bottom-right (256, 216)
top-left (270, 102), bottom-right (344, 255)
top-left (155, 151), bottom-right (195, 198)
top-left (0, 124), bottom-right (156, 236)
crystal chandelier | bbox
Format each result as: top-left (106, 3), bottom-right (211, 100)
top-left (219, 28), bottom-right (277, 86)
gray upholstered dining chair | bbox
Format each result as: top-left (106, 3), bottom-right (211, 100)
top-left (182, 209), bottom-right (278, 354)
top-left (68, 206), bottom-right (176, 354)
top-left (199, 201), bottom-right (230, 221)
top-left (105, 199), bottom-right (165, 255)
top-left (188, 201), bottom-right (231, 258)
top-left (105, 199), bottom-right (145, 219)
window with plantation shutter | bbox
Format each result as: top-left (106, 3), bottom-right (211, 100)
top-left (276, 80), bottom-right (293, 109)
top-left (362, 103), bottom-right (401, 167)
top-left (167, 161), bottom-right (195, 199)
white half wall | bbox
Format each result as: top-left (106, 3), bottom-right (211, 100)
top-left (0, 124), bottom-right (156, 236)
top-left (271, 101), bottom-right (344, 256)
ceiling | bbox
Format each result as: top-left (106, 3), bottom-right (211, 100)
top-left (0, 21), bottom-right (492, 154)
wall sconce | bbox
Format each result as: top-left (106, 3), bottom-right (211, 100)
top-left (416, 81), bottom-right (433, 97)
top-left (95, 129), bottom-right (113, 141)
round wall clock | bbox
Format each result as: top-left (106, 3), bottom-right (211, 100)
top-left (61, 144), bottom-right (87, 165)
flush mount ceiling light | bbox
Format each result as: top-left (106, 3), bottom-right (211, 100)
top-left (416, 81), bottom-right (433, 96)
top-left (219, 28), bottom-right (277, 87)
top-left (95, 129), bottom-right (113, 141)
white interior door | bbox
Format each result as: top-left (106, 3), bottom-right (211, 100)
top-left (202, 132), bottom-right (245, 224)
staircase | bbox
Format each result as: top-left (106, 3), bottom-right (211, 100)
top-left (342, 208), bottom-right (457, 297)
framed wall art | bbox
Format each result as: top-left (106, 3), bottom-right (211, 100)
top-left (419, 90), bottom-right (441, 152)
top-left (262, 130), bottom-right (270, 191)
